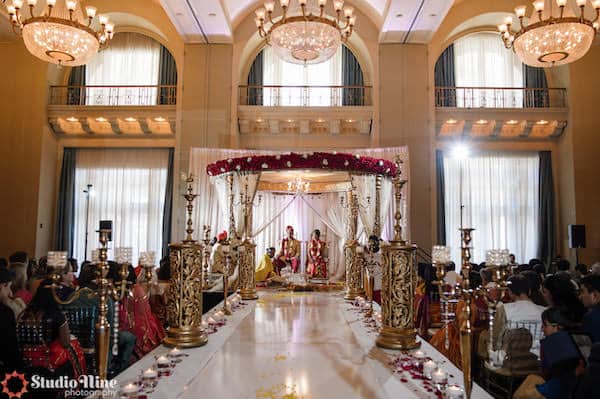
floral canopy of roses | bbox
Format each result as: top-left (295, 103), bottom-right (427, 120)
top-left (206, 152), bottom-right (398, 177)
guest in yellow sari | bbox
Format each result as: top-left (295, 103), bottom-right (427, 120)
top-left (256, 247), bottom-right (276, 283)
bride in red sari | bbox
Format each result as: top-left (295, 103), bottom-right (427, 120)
top-left (306, 229), bottom-right (327, 278)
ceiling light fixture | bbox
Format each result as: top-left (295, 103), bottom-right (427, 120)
top-left (506, 119), bottom-right (519, 124)
top-left (255, 0), bottom-right (356, 65)
top-left (446, 118), bottom-right (458, 124)
top-left (124, 117), bottom-right (137, 122)
top-left (498, 0), bottom-right (600, 67)
top-left (5, 0), bottom-right (114, 66)
top-left (66, 116), bottom-right (78, 122)
top-left (476, 119), bottom-right (488, 125)
top-left (154, 116), bottom-right (166, 122)
top-left (536, 119), bottom-right (549, 124)
top-left (95, 116), bottom-right (107, 122)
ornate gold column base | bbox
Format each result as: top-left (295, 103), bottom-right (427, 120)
top-left (164, 326), bottom-right (208, 348)
top-left (344, 241), bottom-right (364, 300)
top-left (376, 326), bottom-right (421, 350)
top-left (238, 240), bottom-right (258, 300)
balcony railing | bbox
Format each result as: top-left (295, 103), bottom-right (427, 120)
top-left (48, 85), bottom-right (177, 106)
top-left (238, 85), bottom-right (372, 106)
top-left (435, 86), bottom-right (567, 109)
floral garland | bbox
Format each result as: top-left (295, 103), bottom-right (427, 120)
top-left (206, 152), bottom-right (398, 177)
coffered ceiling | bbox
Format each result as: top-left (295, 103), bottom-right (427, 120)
top-left (159, 0), bottom-right (455, 44)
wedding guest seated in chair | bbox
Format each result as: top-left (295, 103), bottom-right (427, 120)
top-left (0, 269), bottom-right (20, 373)
top-left (306, 229), bottom-right (327, 279)
top-left (274, 226), bottom-right (301, 274)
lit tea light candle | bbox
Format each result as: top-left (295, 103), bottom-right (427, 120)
top-left (201, 319), bottom-right (209, 329)
top-left (446, 384), bottom-right (464, 399)
top-left (143, 368), bottom-right (157, 379)
top-left (207, 316), bottom-right (217, 325)
top-left (214, 310), bottom-right (224, 320)
top-left (423, 360), bottom-right (437, 379)
top-left (413, 350), bottom-right (425, 360)
top-left (432, 368), bottom-right (448, 384)
top-left (170, 347), bottom-right (182, 357)
top-left (156, 355), bottom-right (169, 366)
top-left (121, 382), bottom-right (138, 397)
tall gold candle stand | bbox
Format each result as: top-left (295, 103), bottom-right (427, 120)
top-left (164, 174), bottom-right (207, 348)
top-left (364, 258), bottom-right (375, 319)
top-left (376, 159), bottom-right (420, 350)
top-left (202, 225), bottom-right (211, 290)
top-left (458, 227), bottom-right (475, 399)
top-left (95, 229), bottom-right (112, 380)
top-left (222, 253), bottom-right (232, 315)
top-left (344, 192), bottom-right (365, 300)
top-left (238, 239), bottom-right (258, 300)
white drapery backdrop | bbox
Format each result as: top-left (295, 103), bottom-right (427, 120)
top-left (454, 32), bottom-right (524, 107)
top-left (443, 152), bottom-right (540, 266)
top-left (86, 32), bottom-right (160, 105)
top-left (189, 147), bottom-right (410, 278)
top-left (73, 148), bottom-right (169, 262)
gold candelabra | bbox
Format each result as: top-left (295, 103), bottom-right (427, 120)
top-left (164, 174), bottom-right (207, 348)
top-left (458, 227), bottom-right (475, 399)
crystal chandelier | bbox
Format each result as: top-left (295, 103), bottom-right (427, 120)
top-left (498, 0), bottom-right (600, 67)
top-left (255, 0), bottom-right (356, 65)
top-left (5, 0), bottom-right (114, 66)
top-left (288, 177), bottom-right (310, 192)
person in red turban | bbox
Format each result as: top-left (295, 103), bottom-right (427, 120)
top-left (217, 230), bottom-right (228, 242)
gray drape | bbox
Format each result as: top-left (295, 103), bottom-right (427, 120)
top-left (524, 65), bottom-right (549, 108)
top-left (342, 45), bottom-right (364, 105)
top-left (539, 151), bottom-right (556, 267)
top-left (434, 44), bottom-right (455, 107)
top-left (54, 148), bottom-right (77, 256)
top-left (436, 150), bottom-right (446, 245)
top-left (68, 66), bottom-right (86, 105)
top-left (247, 50), bottom-right (263, 105)
top-left (162, 148), bottom-right (174, 257)
top-left (158, 45), bottom-right (177, 104)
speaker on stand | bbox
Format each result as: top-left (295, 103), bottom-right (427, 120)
top-left (568, 224), bottom-right (586, 265)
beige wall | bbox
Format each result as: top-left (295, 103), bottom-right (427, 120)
top-left (567, 46), bottom-right (600, 264)
top-left (379, 44), bottom-right (432, 247)
top-left (0, 42), bottom-right (48, 258)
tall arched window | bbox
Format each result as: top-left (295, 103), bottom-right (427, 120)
top-left (246, 44), bottom-right (364, 106)
top-left (68, 32), bottom-right (177, 105)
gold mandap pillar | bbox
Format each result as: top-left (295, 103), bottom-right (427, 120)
top-left (344, 192), bottom-right (364, 300)
top-left (164, 174), bottom-right (208, 348)
top-left (238, 239), bottom-right (258, 300)
top-left (376, 159), bottom-right (420, 350)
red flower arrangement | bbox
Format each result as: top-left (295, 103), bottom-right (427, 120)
top-left (206, 152), bottom-right (398, 177)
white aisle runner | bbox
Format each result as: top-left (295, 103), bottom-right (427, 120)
top-left (113, 291), bottom-right (491, 398)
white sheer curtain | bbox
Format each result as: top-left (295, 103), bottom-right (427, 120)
top-left (454, 32), bottom-right (523, 107)
top-left (73, 148), bottom-right (169, 263)
top-left (351, 174), bottom-right (377, 238)
top-left (262, 45), bottom-right (342, 106)
top-left (86, 32), bottom-right (160, 105)
top-left (444, 152), bottom-right (540, 267)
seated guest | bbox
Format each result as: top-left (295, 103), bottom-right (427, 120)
top-left (523, 270), bottom-right (548, 307)
top-left (443, 262), bottom-right (461, 287)
top-left (0, 258), bottom-right (7, 269)
top-left (592, 262), bottom-right (600, 276)
top-left (0, 269), bottom-right (20, 372)
top-left (515, 306), bottom-right (581, 399)
top-left (28, 256), bottom-right (47, 296)
top-left (8, 251), bottom-right (28, 269)
top-left (493, 274), bottom-right (545, 356)
top-left (573, 343), bottom-right (600, 399)
top-left (534, 263), bottom-right (547, 279)
top-left (1, 270), bottom-right (26, 318)
top-left (579, 275), bottom-right (600, 343)
top-left (210, 230), bottom-right (228, 274)
top-left (67, 258), bottom-right (79, 287)
top-left (50, 261), bottom-right (76, 301)
top-left (306, 229), bottom-right (327, 278)
top-left (256, 247), bottom-right (276, 283)
top-left (574, 264), bottom-right (590, 280)
top-left (9, 262), bottom-right (31, 304)
top-left (543, 273), bottom-right (586, 325)
top-left (118, 272), bottom-right (165, 358)
top-left (19, 284), bottom-right (86, 378)
top-left (365, 235), bottom-right (383, 304)
top-left (157, 256), bottom-right (171, 281)
top-left (274, 226), bottom-right (301, 274)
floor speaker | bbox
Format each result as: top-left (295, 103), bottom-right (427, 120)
top-left (568, 224), bottom-right (586, 249)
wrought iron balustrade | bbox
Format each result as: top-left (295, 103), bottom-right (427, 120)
top-left (48, 85), bottom-right (177, 106)
top-left (435, 86), bottom-right (567, 109)
top-left (238, 85), bottom-right (372, 106)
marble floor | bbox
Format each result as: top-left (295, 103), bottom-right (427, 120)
top-left (182, 291), bottom-right (389, 399)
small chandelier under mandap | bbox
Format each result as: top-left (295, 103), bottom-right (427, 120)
top-left (255, 0), bottom-right (356, 65)
top-left (5, 0), bottom-right (114, 66)
top-left (498, 0), bottom-right (600, 67)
